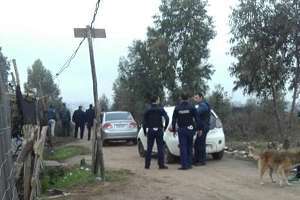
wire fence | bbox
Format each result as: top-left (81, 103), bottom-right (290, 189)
top-left (1, 1), bottom-right (103, 199)
top-left (0, 76), bottom-right (19, 200)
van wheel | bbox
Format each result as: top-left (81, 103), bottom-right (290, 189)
top-left (212, 150), bottom-right (224, 160)
top-left (165, 145), bottom-right (176, 164)
top-left (138, 140), bottom-right (145, 157)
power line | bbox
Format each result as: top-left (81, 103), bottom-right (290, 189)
top-left (55, 0), bottom-right (102, 78)
top-left (90, 0), bottom-right (101, 28)
top-left (55, 38), bottom-right (85, 77)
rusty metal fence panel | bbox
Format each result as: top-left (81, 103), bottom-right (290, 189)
top-left (0, 75), bottom-right (19, 200)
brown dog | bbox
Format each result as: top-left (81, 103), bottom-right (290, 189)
top-left (248, 146), bottom-right (300, 187)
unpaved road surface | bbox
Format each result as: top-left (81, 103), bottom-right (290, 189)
top-left (64, 140), bottom-right (300, 200)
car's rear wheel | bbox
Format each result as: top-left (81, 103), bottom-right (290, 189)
top-left (212, 150), bottom-right (224, 160)
top-left (138, 140), bottom-right (145, 157)
top-left (164, 145), bottom-right (176, 164)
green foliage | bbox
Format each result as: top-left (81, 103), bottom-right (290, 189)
top-left (24, 59), bottom-right (62, 107)
top-left (41, 167), bottom-right (130, 192)
top-left (50, 168), bottom-right (95, 189)
top-left (100, 94), bottom-right (110, 111)
top-left (155, 0), bottom-right (215, 96)
top-left (0, 47), bottom-right (10, 85)
top-left (41, 167), bottom-right (94, 192)
top-left (229, 0), bottom-right (290, 97)
top-left (224, 96), bottom-right (297, 142)
top-left (45, 145), bottom-right (90, 161)
top-left (208, 85), bottom-right (231, 121)
top-left (229, 0), bottom-right (300, 136)
top-left (112, 0), bottom-right (215, 120)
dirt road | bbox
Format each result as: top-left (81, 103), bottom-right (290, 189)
top-left (65, 140), bottom-right (300, 200)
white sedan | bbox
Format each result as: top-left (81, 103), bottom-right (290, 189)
top-left (137, 106), bottom-right (225, 163)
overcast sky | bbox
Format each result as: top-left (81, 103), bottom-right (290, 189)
top-left (0, 0), bottom-right (247, 107)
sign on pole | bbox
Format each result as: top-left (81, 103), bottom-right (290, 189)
top-left (74, 28), bottom-right (106, 38)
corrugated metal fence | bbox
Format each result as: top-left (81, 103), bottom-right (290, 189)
top-left (0, 76), bottom-right (19, 200)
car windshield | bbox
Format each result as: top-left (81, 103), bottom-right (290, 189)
top-left (105, 112), bottom-right (133, 121)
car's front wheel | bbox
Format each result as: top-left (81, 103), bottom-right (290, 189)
top-left (138, 140), bottom-right (145, 157)
top-left (212, 150), bottom-right (224, 160)
top-left (164, 145), bottom-right (176, 164)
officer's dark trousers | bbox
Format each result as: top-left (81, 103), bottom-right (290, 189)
top-left (87, 124), bottom-right (93, 141)
top-left (74, 123), bottom-right (85, 139)
top-left (178, 128), bottom-right (194, 168)
top-left (145, 128), bottom-right (164, 168)
top-left (194, 129), bottom-right (208, 164)
top-left (62, 121), bottom-right (70, 137)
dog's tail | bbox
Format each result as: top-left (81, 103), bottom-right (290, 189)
top-left (248, 145), bottom-right (260, 160)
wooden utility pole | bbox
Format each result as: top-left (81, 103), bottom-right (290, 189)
top-left (74, 26), bottom-right (106, 180)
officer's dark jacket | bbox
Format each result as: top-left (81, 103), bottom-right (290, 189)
top-left (172, 101), bottom-right (199, 131)
top-left (72, 109), bottom-right (85, 125)
top-left (85, 108), bottom-right (95, 126)
top-left (196, 100), bottom-right (210, 131)
top-left (142, 103), bottom-right (169, 133)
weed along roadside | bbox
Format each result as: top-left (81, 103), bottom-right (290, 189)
top-left (40, 167), bottom-right (131, 194)
top-left (41, 142), bottom-right (132, 199)
top-left (44, 145), bottom-right (90, 161)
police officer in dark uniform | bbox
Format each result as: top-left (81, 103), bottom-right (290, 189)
top-left (193, 92), bottom-right (210, 166)
top-left (171, 92), bottom-right (199, 170)
top-left (143, 95), bottom-right (169, 169)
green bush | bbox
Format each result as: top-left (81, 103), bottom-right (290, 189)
top-left (45, 145), bottom-right (90, 161)
top-left (41, 167), bottom-right (131, 192)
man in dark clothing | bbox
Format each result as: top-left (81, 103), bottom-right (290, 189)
top-left (85, 104), bottom-right (95, 141)
top-left (59, 103), bottom-right (71, 137)
top-left (171, 93), bottom-right (200, 170)
top-left (72, 106), bottom-right (85, 139)
top-left (193, 92), bottom-right (211, 166)
top-left (143, 95), bottom-right (169, 169)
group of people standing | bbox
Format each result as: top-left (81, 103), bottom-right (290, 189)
top-left (47, 103), bottom-right (71, 137)
top-left (47, 104), bottom-right (95, 140)
top-left (72, 104), bottom-right (95, 140)
top-left (142, 92), bottom-right (210, 170)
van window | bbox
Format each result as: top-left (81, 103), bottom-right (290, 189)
top-left (209, 113), bottom-right (216, 130)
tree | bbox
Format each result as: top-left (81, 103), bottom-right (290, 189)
top-left (154, 0), bottom-right (215, 97)
top-left (281, 0), bottom-right (300, 128)
top-left (99, 94), bottom-right (110, 112)
top-left (24, 59), bottom-right (62, 107)
top-left (112, 0), bottom-right (215, 120)
top-left (0, 47), bottom-right (10, 86)
top-left (208, 85), bottom-right (231, 121)
top-left (229, 0), bottom-right (293, 137)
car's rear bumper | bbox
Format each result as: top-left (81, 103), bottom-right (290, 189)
top-left (103, 130), bottom-right (138, 140)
